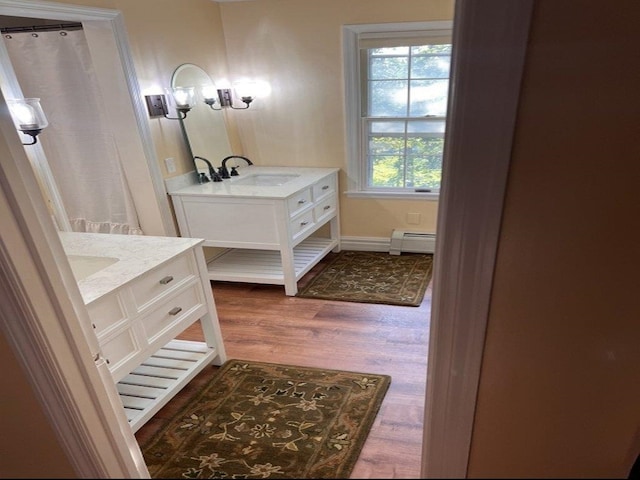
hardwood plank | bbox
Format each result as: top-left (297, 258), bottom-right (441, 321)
top-left (135, 252), bottom-right (431, 478)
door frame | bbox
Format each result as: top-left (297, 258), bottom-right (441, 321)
top-left (421, 0), bottom-right (534, 477)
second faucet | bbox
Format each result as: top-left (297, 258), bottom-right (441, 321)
top-left (218, 155), bottom-right (254, 178)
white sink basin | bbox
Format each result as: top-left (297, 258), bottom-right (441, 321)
top-left (232, 173), bottom-right (300, 186)
top-left (67, 254), bottom-right (119, 281)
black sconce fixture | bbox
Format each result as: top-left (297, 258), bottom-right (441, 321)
top-left (145, 86), bottom-right (196, 120)
top-left (202, 82), bottom-right (255, 110)
top-left (7, 98), bottom-right (48, 145)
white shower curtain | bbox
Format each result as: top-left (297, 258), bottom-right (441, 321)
top-left (3, 28), bottom-right (143, 235)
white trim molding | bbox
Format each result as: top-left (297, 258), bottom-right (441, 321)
top-left (421, 0), bottom-right (534, 477)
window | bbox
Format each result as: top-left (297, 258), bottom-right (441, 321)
top-left (343, 22), bottom-right (453, 198)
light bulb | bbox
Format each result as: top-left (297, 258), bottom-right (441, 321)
top-left (7, 98), bottom-right (48, 130)
top-left (171, 87), bottom-right (195, 108)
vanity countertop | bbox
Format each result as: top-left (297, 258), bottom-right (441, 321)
top-left (166, 166), bottom-right (340, 199)
top-left (60, 232), bottom-right (203, 305)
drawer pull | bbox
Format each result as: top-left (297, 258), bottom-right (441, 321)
top-left (168, 306), bottom-right (182, 316)
top-left (297, 199), bottom-right (307, 204)
top-left (323, 205), bottom-right (331, 210)
top-left (159, 275), bottom-right (174, 285)
top-left (322, 185), bottom-right (329, 190)
top-left (300, 221), bottom-right (309, 226)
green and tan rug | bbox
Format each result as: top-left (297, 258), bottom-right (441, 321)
top-left (141, 359), bottom-right (391, 479)
top-left (297, 250), bottom-right (433, 306)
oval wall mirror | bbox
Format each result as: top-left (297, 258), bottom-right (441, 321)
top-left (171, 63), bottom-right (232, 173)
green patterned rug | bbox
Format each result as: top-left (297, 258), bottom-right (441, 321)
top-left (141, 359), bottom-right (391, 479)
top-left (297, 251), bottom-right (433, 306)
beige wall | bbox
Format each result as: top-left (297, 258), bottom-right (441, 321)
top-left (468, 1), bottom-right (640, 477)
top-left (219, 0), bottom-right (454, 238)
top-left (0, 332), bottom-right (76, 478)
top-left (50, 0), bottom-right (231, 177)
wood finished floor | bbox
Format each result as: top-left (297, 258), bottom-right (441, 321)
top-left (135, 253), bottom-right (431, 478)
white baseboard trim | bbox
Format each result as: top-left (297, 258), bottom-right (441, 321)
top-left (339, 235), bottom-right (392, 252)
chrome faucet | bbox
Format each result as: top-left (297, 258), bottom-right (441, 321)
top-left (220, 155), bottom-right (254, 178)
top-left (194, 156), bottom-right (222, 182)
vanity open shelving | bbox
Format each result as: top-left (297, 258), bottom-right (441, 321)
top-left (61, 232), bottom-right (227, 432)
top-left (166, 166), bottom-right (341, 295)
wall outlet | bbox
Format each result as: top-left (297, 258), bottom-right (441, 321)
top-left (164, 157), bottom-right (176, 174)
top-left (406, 212), bottom-right (421, 225)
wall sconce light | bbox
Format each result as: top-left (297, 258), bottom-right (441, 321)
top-left (7, 98), bottom-right (48, 145)
top-left (202, 82), bottom-right (255, 110)
top-left (145, 86), bottom-right (196, 120)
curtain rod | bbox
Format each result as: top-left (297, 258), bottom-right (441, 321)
top-left (1, 22), bottom-right (83, 34)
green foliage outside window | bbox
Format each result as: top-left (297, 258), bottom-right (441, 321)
top-left (369, 136), bottom-right (443, 188)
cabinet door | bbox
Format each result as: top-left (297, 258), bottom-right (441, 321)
top-left (179, 196), bottom-right (282, 248)
top-left (88, 293), bottom-right (127, 339)
top-left (100, 327), bottom-right (140, 380)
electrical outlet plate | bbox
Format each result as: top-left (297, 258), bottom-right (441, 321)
top-left (164, 157), bottom-right (176, 174)
top-left (407, 212), bottom-right (421, 225)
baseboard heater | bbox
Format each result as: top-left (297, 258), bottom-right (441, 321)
top-left (389, 230), bottom-right (436, 255)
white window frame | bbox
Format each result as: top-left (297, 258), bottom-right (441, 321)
top-left (343, 21), bottom-right (453, 199)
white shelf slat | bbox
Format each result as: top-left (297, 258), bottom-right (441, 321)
top-left (207, 237), bottom-right (337, 285)
top-left (116, 339), bottom-right (218, 432)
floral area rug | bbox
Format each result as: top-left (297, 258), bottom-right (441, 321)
top-left (141, 359), bottom-right (391, 479)
top-left (296, 251), bottom-right (433, 306)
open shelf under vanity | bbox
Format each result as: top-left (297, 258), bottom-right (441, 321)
top-left (117, 339), bottom-right (217, 432)
top-left (205, 236), bottom-right (337, 287)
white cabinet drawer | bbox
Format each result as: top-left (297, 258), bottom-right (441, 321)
top-left (287, 188), bottom-right (312, 217)
top-left (140, 283), bottom-right (204, 343)
top-left (130, 253), bottom-right (195, 311)
top-left (290, 209), bottom-right (315, 241)
top-left (102, 327), bottom-right (139, 372)
top-left (312, 175), bottom-right (335, 201)
top-left (88, 293), bottom-right (126, 338)
top-left (314, 194), bottom-right (337, 223)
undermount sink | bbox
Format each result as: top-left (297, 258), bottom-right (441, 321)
top-left (67, 254), bottom-right (119, 282)
top-left (232, 173), bottom-right (300, 186)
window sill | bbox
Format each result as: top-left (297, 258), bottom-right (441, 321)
top-left (344, 190), bottom-right (440, 200)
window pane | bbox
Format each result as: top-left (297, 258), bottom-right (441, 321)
top-left (412, 44), bottom-right (451, 54)
top-left (408, 119), bottom-right (446, 134)
top-left (407, 137), bottom-right (443, 189)
top-left (409, 79), bottom-right (448, 116)
top-left (369, 80), bottom-right (408, 116)
top-left (369, 120), bottom-right (406, 134)
top-left (370, 156), bottom-right (405, 187)
top-left (412, 55), bottom-right (450, 79)
top-left (371, 46), bottom-right (410, 55)
top-left (369, 135), bottom-right (404, 155)
top-left (370, 56), bottom-right (408, 80)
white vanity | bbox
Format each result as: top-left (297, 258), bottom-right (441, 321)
top-left (61, 232), bottom-right (226, 432)
top-left (167, 166), bottom-right (341, 295)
